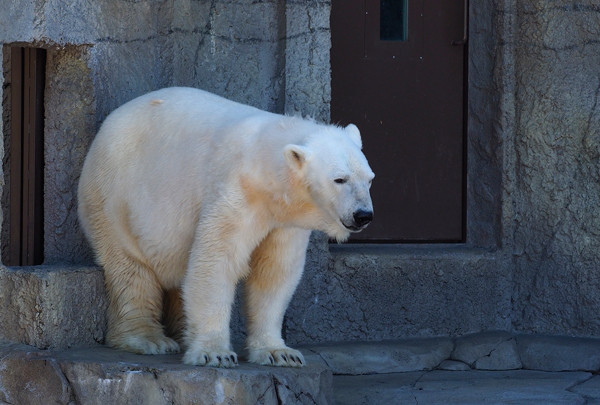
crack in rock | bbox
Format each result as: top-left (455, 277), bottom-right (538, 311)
top-left (477, 337), bottom-right (513, 362)
top-left (564, 373), bottom-right (596, 404)
top-left (273, 375), bottom-right (319, 405)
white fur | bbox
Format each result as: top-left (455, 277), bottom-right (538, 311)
top-left (78, 87), bottom-right (374, 367)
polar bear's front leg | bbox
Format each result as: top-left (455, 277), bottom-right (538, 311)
top-left (245, 228), bottom-right (311, 367)
top-left (182, 256), bottom-right (241, 367)
top-left (182, 213), bottom-right (262, 368)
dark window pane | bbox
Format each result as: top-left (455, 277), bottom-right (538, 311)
top-left (380, 0), bottom-right (408, 41)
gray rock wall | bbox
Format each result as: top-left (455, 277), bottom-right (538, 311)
top-left (0, 47), bottom-right (5, 258)
top-left (0, 266), bottom-right (106, 349)
top-left (288, 245), bottom-right (512, 345)
top-left (509, 2), bottom-right (600, 335)
top-left (170, 0), bottom-right (287, 113)
top-left (44, 46), bottom-right (96, 264)
top-left (284, 1), bottom-right (332, 119)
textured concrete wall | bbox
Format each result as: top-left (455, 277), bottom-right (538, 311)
top-left (467, 1), bottom-right (506, 249)
top-left (0, 47), bottom-right (5, 259)
top-left (170, 0), bottom-right (287, 113)
top-left (288, 245), bottom-right (512, 345)
top-left (0, 266), bottom-right (106, 348)
top-left (44, 47), bottom-right (96, 264)
top-left (509, 2), bottom-right (600, 336)
top-left (284, 1), bottom-right (332, 119)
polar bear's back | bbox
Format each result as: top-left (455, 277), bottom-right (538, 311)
top-left (96, 87), bottom-right (266, 156)
top-left (86, 87), bottom-right (281, 188)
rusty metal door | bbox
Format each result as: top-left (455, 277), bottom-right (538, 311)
top-left (331, 0), bottom-right (466, 242)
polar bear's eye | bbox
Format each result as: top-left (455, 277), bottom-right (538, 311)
top-left (334, 178), bottom-right (348, 184)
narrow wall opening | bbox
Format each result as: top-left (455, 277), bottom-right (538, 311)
top-left (2, 46), bottom-right (46, 266)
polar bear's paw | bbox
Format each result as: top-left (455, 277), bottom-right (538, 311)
top-left (248, 347), bottom-right (306, 368)
top-left (116, 334), bottom-right (180, 355)
top-left (183, 346), bottom-right (239, 368)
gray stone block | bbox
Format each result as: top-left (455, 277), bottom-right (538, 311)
top-left (437, 360), bottom-right (471, 371)
top-left (0, 1), bottom-right (36, 43)
top-left (0, 343), bottom-right (72, 404)
top-left (474, 339), bottom-right (522, 371)
top-left (0, 266), bottom-right (107, 349)
top-left (306, 338), bottom-right (453, 375)
top-left (288, 245), bottom-right (511, 345)
top-left (211, 2), bottom-right (282, 43)
top-left (509, 3), bottom-right (600, 338)
top-left (284, 1), bottom-right (331, 120)
top-left (452, 331), bottom-right (522, 370)
top-left (517, 335), bottom-right (600, 372)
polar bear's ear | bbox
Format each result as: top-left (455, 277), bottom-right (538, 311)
top-left (345, 124), bottom-right (362, 149)
top-left (284, 144), bottom-right (310, 171)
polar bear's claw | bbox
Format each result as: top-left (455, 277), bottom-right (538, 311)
top-left (183, 347), bottom-right (238, 368)
top-left (249, 347), bottom-right (305, 368)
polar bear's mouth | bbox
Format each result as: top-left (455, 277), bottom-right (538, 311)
top-left (342, 220), bottom-right (364, 232)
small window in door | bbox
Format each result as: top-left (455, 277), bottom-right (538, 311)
top-left (380, 0), bottom-right (408, 41)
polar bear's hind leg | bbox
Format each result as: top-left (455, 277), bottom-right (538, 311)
top-left (101, 242), bottom-right (180, 355)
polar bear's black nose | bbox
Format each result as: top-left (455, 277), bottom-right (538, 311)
top-left (353, 210), bottom-right (373, 227)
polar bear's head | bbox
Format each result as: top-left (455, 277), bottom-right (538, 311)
top-left (284, 124), bottom-right (375, 242)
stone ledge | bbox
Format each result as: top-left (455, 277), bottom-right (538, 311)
top-left (0, 343), bottom-right (333, 405)
top-left (303, 332), bottom-right (600, 375)
top-left (304, 337), bottom-right (453, 375)
top-left (451, 330), bottom-right (522, 370)
top-left (517, 335), bottom-right (600, 372)
top-left (0, 265), bottom-right (107, 350)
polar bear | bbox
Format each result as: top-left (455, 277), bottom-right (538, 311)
top-left (78, 87), bottom-right (374, 367)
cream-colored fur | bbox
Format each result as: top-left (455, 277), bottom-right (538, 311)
top-left (78, 87), bottom-right (374, 367)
